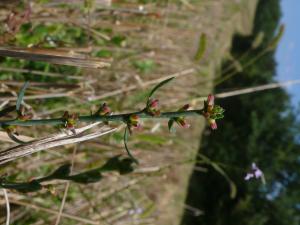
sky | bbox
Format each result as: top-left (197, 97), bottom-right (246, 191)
top-left (275, 0), bottom-right (300, 107)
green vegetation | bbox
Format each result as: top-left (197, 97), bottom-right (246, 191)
top-left (182, 0), bottom-right (300, 224)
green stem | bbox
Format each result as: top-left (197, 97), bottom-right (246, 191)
top-left (0, 109), bottom-right (204, 127)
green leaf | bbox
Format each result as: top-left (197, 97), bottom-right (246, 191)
top-left (147, 77), bottom-right (174, 101)
top-left (95, 50), bottom-right (112, 58)
top-left (133, 59), bottom-right (156, 73)
top-left (194, 33), bottom-right (207, 61)
top-left (16, 81), bottom-right (29, 111)
top-left (168, 119), bottom-right (175, 133)
top-left (111, 35), bottom-right (126, 46)
top-left (124, 126), bottom-right (139, 164)
top-left (267, 24), bottom-right (285, 50)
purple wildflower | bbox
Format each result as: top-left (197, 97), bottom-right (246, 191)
top-left (245, 163), bottom-right (265, 184)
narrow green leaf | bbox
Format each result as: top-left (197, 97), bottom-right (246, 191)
top-left (147, 77), bottom-right (174, 101)
top-left (16, 81), bottom-right (29, 111)
top-left (168, 119), bottom-right (175, 133)
top-left (194, 33), bottom-right (207, 61)
top-left (267, 24), bottom-right (285, 50)
top-left (251, 31), bottom-right (265, 49)
top-left (124, 126), bottom-right (139, 164)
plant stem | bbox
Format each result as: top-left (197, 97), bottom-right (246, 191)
top-left (0, 109), bottom-right (204, 127)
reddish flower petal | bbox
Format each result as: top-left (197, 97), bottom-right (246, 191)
top-left (149, 99), bottom-right (159, 108)
top-left (207, 94), bottom-right (215, 106)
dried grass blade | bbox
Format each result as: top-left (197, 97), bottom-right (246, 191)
top-left (0, 123), bottom-right (116, 165)
top-left (0, 48), bottom-right (111, 69)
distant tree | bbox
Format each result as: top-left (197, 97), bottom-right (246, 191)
top-left (182, 0), bottom-right (300, 224)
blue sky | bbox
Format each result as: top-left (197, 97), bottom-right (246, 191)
top-left (275, 0), bottom-right (300, 107)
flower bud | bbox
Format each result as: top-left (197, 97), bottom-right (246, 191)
top-left (146, 99), bottom-right (160, 116)
top-left (175, 117), bottom-right (190, 128)
top-left (97, 103), bottom-right (111, 116)
top-left (62, 111), bottom-right (78, 133)
top-left (127, 114), bottom-right (142, 133)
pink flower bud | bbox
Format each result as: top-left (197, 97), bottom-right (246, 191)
top-left (208, 119), bottom-right (217, 130)
top-left (62, 111), bottom-right (78, 131)
top-left (97, 103), bottom-right (111, 116)
top-left (149, 99), bottom-right (159, 108)
top-left (207, 94), bottom-right (215, 106)
top-left (180, 104), bottom-right (190, 111)
top-left (128, 114), bottom-right (142, 133)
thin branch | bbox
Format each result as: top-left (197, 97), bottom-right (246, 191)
top-left (0, 110), bottom-right (203, 127)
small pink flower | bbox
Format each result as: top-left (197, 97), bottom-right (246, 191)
top-left (128, 114), bottom-right (142, 133)
top-left (207, 94), bottom-right (214, 106)
top-left (149, 99), bottom-right (159, 108)
top-left (208, 119), bottom-right (217, 130)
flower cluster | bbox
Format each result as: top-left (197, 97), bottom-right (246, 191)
top-left (145, 99), bottom-right (160, 116)
top-left (203, 94), bottom-right (224, 130)
top-left (174, 104), bottom-right (190, 128)
top-left (62, 111), bottom-right (78, 134)
top-left (168, 104), bottom-right (190, 131)
top-left (96, 103), bottom-right (111, 116)
top-left (127, 114), bottom-right (141, 133)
